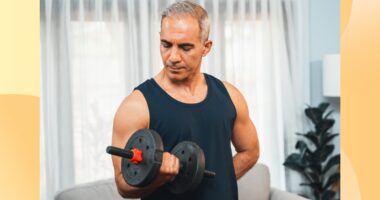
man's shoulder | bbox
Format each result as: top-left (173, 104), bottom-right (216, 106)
top-left (114, 90), bottom-right (149, 130)
top-left (116, 90), bottom-right (148, 119)
top-left (121, 90), bottom-right (148, 111)
top-left (222, 80), bottom-right (237, 92)
top-left (220, 80), bottom-right (247, 110)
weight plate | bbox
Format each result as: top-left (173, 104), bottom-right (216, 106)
top-left (169, 141), bottom-right (205, 194)
top-left (121, 129), bottom-right (163, 187)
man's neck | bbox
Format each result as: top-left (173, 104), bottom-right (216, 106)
top-left (155, 70), bottom-right (206, 95)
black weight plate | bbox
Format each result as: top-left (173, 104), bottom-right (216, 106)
top-left (169, 141), bottom-right (205, 194)
top-left (121, 129), bottom-right (163, 187)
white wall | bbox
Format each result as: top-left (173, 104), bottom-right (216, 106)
top-left (309, 0), bottom-right (340, 154)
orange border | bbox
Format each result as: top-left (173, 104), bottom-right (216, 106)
top-left (2, 0), bottom-right (380, 199)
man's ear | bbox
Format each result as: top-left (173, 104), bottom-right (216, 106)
top-left (202, 40), bottom-right (213, 57)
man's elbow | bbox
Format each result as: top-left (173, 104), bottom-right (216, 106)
top-left (116, 184), bottom-right (130, 198)
top-left (115, 178), bottom-right (140, 199)
top-left (250, 146), bottom-right (260, 167)
top-left (116, 186), bottom-right (140, 199)
top-left (117, 189), bottom-right (129, 199)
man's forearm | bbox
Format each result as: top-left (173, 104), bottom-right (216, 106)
top-left (233, 150), bottom-right (259, 179)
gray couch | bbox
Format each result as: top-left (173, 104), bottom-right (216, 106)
top-left (55, 164), bottom-right (308, 200)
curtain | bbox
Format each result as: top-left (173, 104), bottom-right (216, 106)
top-left (40, 0), bottom-right (308, 199)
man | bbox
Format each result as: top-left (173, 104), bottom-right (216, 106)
top-left (111, 1), bottom-right (259, 200)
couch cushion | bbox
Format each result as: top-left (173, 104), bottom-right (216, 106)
top-left (237, 163), bottom-right (271, 200)
top-left (54, 179), bottom-right (137, 200)
top-left (270, 188), bottom-right (309, 200)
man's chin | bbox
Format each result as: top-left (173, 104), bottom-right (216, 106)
top-left (166, 71), bottom-right (188, 82)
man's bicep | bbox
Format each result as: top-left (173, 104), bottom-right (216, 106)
top-left (231, 117), bottom-right (259, 153)
top-left (112, 91), bottom-right (149, 146)
top-left (230, 90), bottom-right (258, 152)
top-left (111, 91), bottom-right (149, 173)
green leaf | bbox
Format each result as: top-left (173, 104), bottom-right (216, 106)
top-left (283, 153), bottom-right (306, 172)
top-left (305, 107), bottom-right (323, 124)
top-left (306, 164), bottom-right (322, 174)
top-left (319, 145), bottom-right (335, 162)
top-left (323, 173), bottom-right (340, 190)
top-left (322, 190), bottom-right (336, 200)
top-left (300, 182), bottom-right (323, 192)
top-left (323, 154), bottom-right (340, 174)
top-left (318, 103), bottom-right (330, 114)
top-left (297, 131), bottom-right (319, 147)
top-left (295, 140), bottom-right (308, 150)
top-left (320, 134), bottom-right (339, 148)
top-left (304, 151), bottom-right (320, 165)
top-left (303, 170), bottom-right (320, 183)
top-left (316, 119), bottom-right (335, 134)
top-left (323, 110), bottom-right (334, 119)
top-left (295, 140), bottom-right (312, 159)
top-left (295, 140), bottom-right (309, 151)
top-left (313, 191), bottom-right (321, 200)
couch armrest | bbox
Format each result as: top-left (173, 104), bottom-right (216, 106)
top-left (270, 188), bottom-right (309, 200)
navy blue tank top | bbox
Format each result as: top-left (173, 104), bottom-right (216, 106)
top-left (135, 73), bottom-right (238, 200)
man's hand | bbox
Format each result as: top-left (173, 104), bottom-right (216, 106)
top-left (153, 152), bottom-right (180, 184)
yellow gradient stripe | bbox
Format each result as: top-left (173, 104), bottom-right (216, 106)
top-left (0, 1), bottom-right (40, 96)
top-left (0, 0), bottom-right (40, 199)
top-left (0, 95), bottom-right (39, 199)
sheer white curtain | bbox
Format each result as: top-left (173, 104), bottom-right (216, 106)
top-left (41, 0), bottom-right (308, 199)
top-left (219, 0), bottom-right (308, 196)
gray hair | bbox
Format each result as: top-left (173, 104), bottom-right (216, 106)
top-left (161, 1), bottom-right (210, 42)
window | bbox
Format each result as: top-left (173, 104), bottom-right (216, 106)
top-left (70, 21), bottom-right (126, 183)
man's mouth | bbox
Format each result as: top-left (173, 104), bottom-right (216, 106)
top-left (167, 66), bottom-right (185, 71)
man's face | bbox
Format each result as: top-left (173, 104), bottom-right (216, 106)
top-left (160, 15), bottom-right (211, 82)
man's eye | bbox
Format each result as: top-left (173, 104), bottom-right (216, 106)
top-left (162, 43), bottom-right (171, 48)
top-left (182, 47), bottom-right (192, 51)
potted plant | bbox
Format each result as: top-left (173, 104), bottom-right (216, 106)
top-left (283, 103), bottom-right (340, 200)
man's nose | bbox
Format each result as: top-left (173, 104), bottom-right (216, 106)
top-left (169, 47), bottom-right (181, 65)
